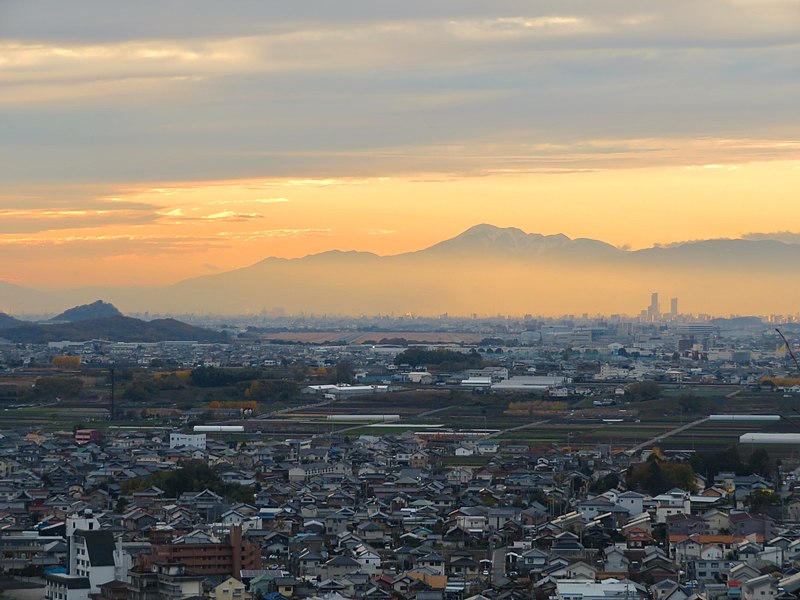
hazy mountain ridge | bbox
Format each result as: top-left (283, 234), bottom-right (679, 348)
top-left (0, 313), bottom-right (25, 330)
top-left (0, 315), bottom-right (227, 343)
top-left (3, 225), bottom-right (800, 315)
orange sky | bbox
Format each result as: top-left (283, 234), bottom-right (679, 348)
top-left (2, 158), bottom-right (800, 287)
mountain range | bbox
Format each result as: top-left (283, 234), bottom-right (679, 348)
top-left (0, 300), bottom-right (225, 343)
top-left (2, 224), bottom-right (800, 316)
top-left (1, 316), bottom-right (226, 344)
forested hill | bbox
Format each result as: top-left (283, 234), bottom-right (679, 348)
top-left (0, 316), bottom-right (226, 343)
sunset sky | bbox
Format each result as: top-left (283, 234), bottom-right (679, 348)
top-left (2, 1), bottom-right (800, 288)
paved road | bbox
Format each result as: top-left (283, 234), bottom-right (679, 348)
top-left (417, 405), bottom-right (458, 418)
top-left (313, 417), bottom-right (401, 439)
top-left (491, 547), bottom-right (506, 583)
top-left (485, 419), bottom-right (551, 440)
top-left (628, 416), bottom-right (710, 453)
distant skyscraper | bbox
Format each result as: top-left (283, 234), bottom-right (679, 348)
top-left (648, 292), bottom-right (660, 321)
top-left (670, 297), bottom-right (678, 318)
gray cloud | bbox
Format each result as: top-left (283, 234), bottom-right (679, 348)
top-left (0, 207), bottom-right (161, 234)
top-left (0, 0), bottom-right (798, 188)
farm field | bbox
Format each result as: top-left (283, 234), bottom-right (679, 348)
top-left (257, 332), bottom-right (485, 344)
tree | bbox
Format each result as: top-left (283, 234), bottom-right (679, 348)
top-left (120, 460), bottom-right (253, 501)
top-left (746, 490), bottom-right (781, 518)
top-left (190, 366), bottom-right (261, 387)
top-left (677, 393), bottom-right (711, 415)
top-left (625, 381), bottom-right (662, 402)
top-left (691, 446), bottom-right (772, 480)
top-left (590, 472), bottom-right (620, 494)
top-left (244, 379), bottom-right (298, 402)
top-left (332, 361), bottom-right (355, 384)
top-left (394, 348), bottom-right (483, 371)
top-left (32, 376), bottom-right (83, 399)
top-left (747, 449), bottom-right (772, 478)
top-left (123, 381), bottom-right (157, 402)
top-left (627, 452), bottom-right (697, 495)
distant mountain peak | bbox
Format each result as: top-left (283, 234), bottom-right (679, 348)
top-left (459, 223), bottom-right (529, 237)
top-left (423, 223), bottom-right (617, 257)
top-left (50, 300), bottom-right (123, 323)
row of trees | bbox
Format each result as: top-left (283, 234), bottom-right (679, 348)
top-left (690, 445), bottom-right (774, 479)
top-left (394, 348), bottom-right (484, 371)
top-left (626, 446), bottom-right (776, 499)
top-left (120, 460), bottom-right (254, 503)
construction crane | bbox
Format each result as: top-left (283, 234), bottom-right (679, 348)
top-left (775, 328), bottom-right (800, 373)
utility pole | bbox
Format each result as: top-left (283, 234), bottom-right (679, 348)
top-left (109, 366), bottom-right (115, 421)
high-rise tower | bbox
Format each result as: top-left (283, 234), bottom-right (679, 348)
top-left (648, 292), bottom-right (660, 321)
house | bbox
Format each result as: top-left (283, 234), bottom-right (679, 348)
top-left (559, 561), bottom-right (596, 580)
top-left (210, 576), bottom-right (252, 600)
top-left (323, 555), bottom-right (361, 578)
top-left (603, 546), bottom-right (630, 574)
top-left (666, 514), bottom-right (707, 537)
top-left (45, 573), bottom-right (91, 600)
top-left (577, 497), bottom-right (617, 520)
top-left (416, 553), bottom-right (445, 576)
top-left (551, 532), bottom-right (584, 558)
top-left (616, 491), bottom-right (647, 516)
top-left (274, 577), bottom-right (300, 598)
top-left (128, 563), bottom-right (204, 600)
top-left (654, 489), bottom-right (691, 522)
top-left (448, 554), bottom-right (480, 579)
top-left (702, 509), bottom-right (730, 534)
top-left (519, 547), bottom-right (549, 574)
top-left (555, 578), bottom-right (645, 600)
top-left (741, 574), bottom-right (779, 600)
top-left (729, 512), bottom-right (777, 539)
top-left (353, 544), bottom-right (382, 574)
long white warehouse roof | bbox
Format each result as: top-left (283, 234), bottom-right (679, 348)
top-left (326, 414), bottom-right (400, 421)
top-left (740, 433), bottom-right (800, 444)
top-left (710, 415), bottom-right (780, 421)
top-left (193, 425), bottom-right (245, 432)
